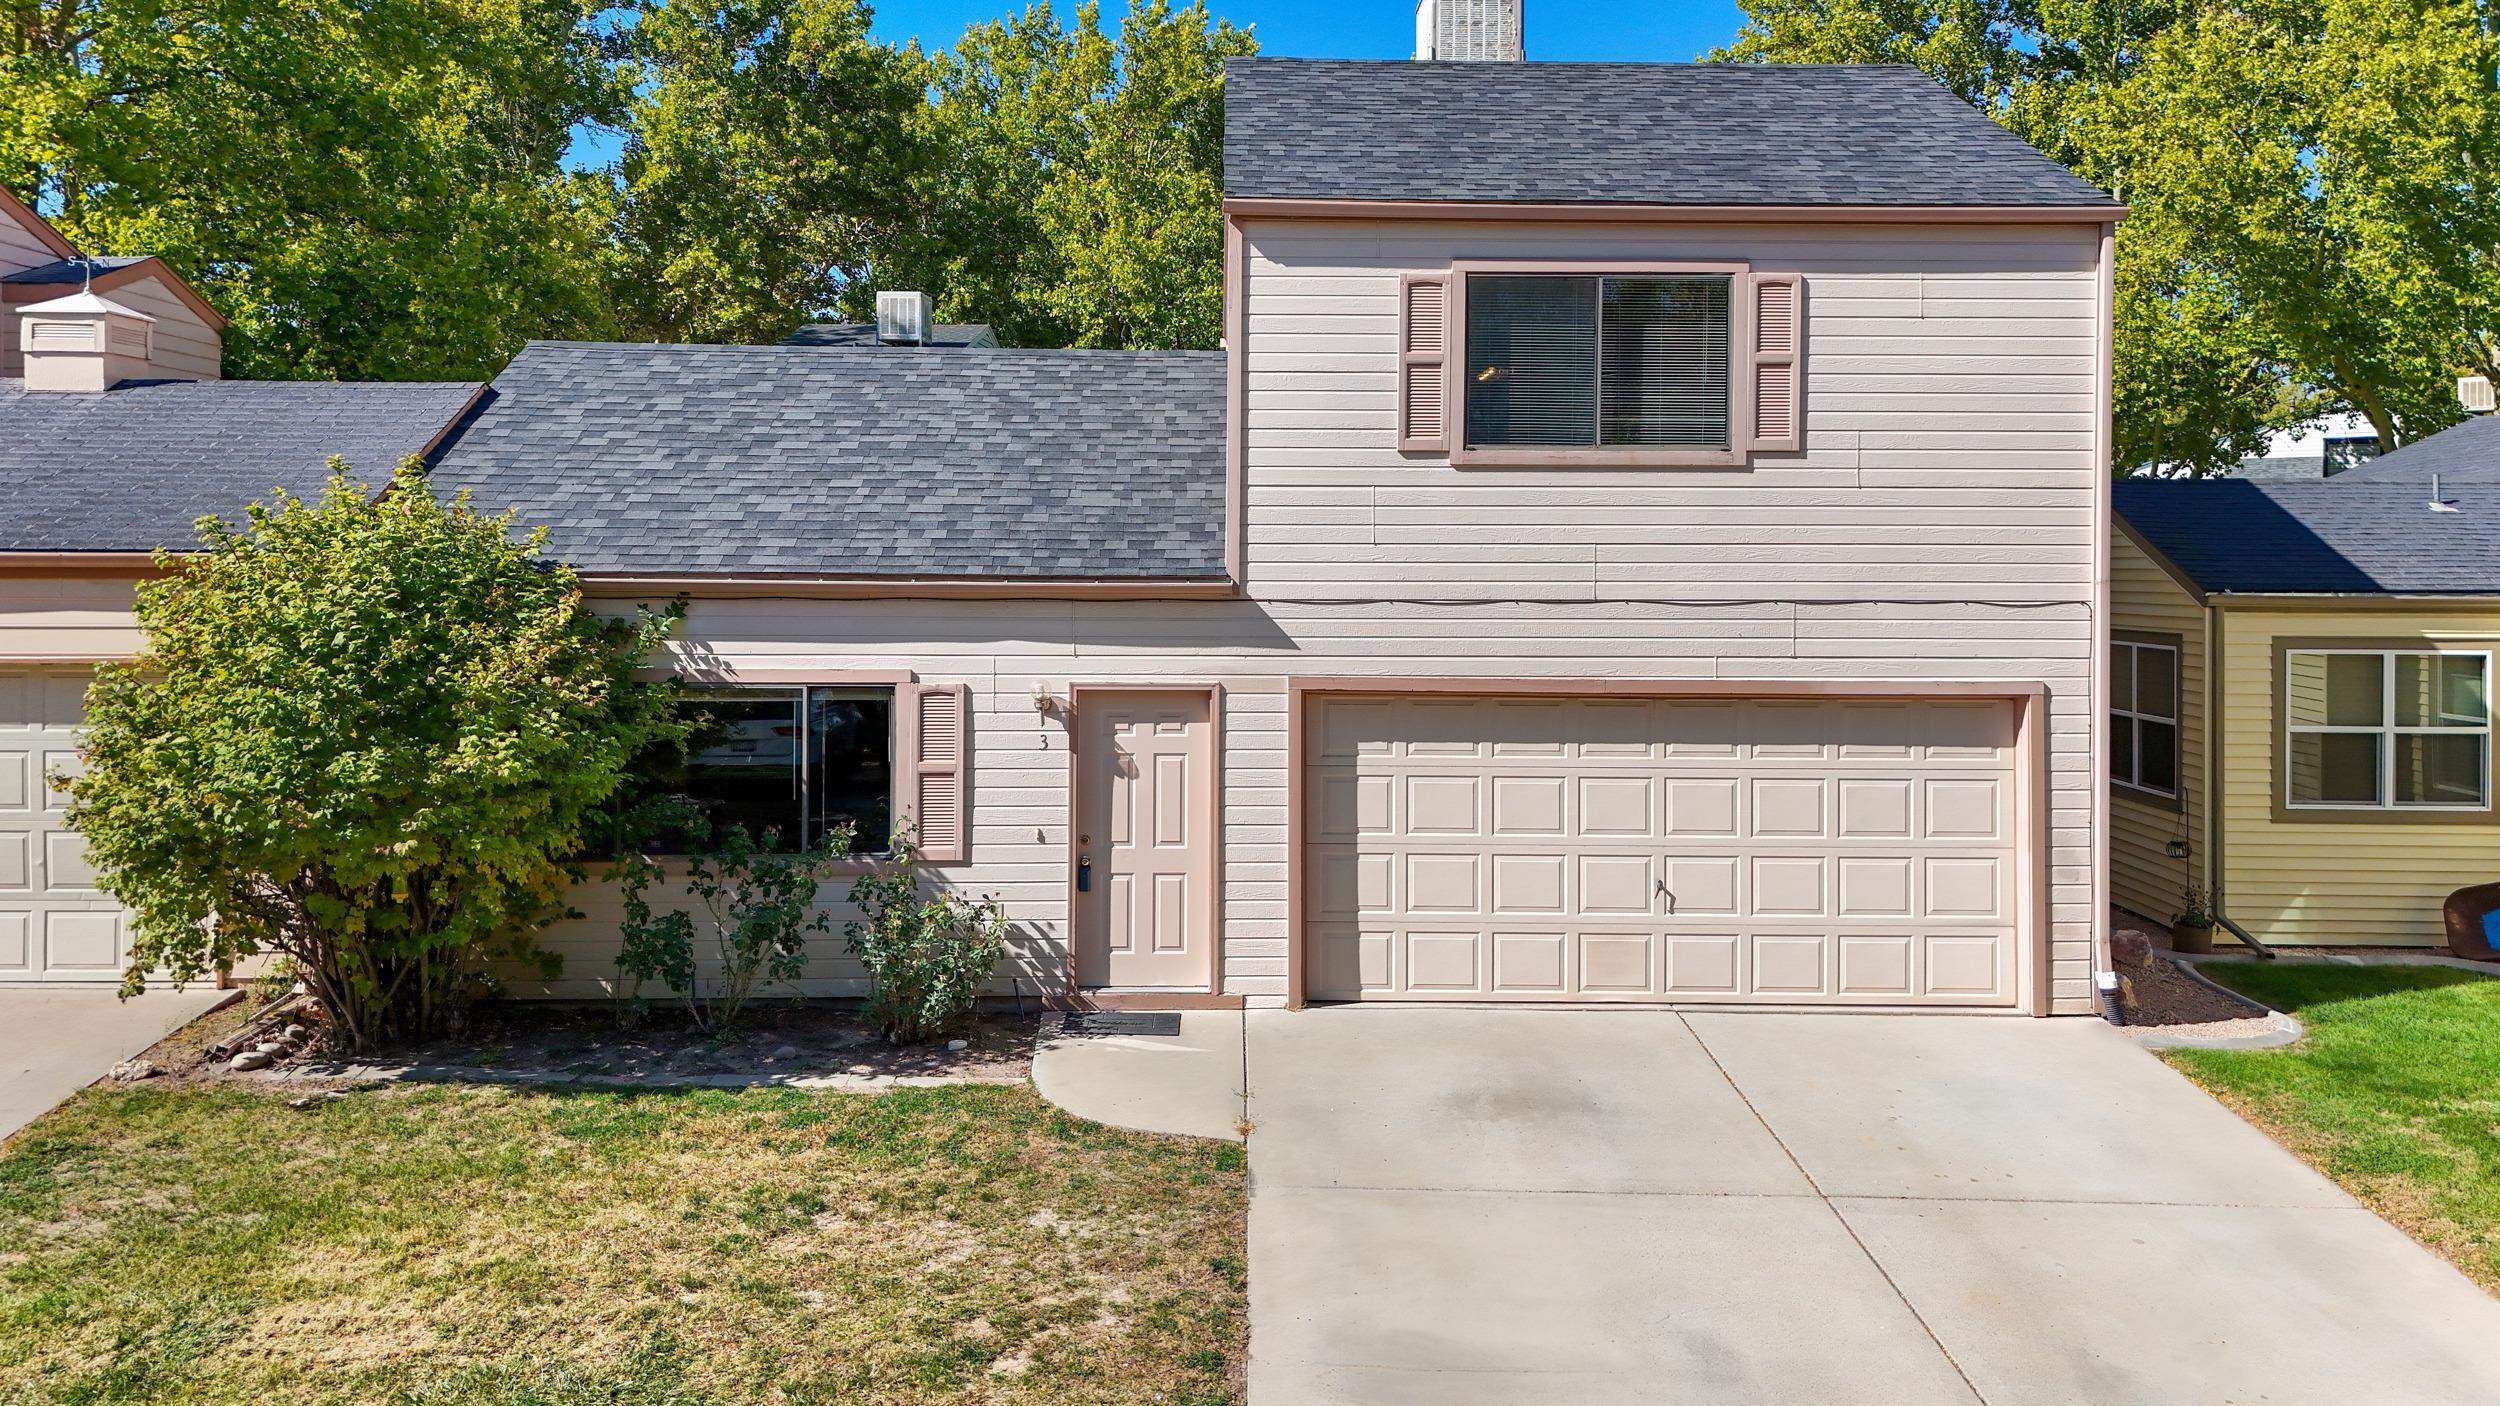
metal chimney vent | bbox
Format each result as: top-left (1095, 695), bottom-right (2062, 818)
top-left (875, 290), bottom-right (933, 346)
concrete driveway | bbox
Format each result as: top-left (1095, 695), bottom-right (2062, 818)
top-left (1244, 1008), bottom-right (2500, 1405)
top-left (0, 986), bottom-right (231, 1143)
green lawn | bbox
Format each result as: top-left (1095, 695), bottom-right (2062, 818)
top-left (0, 1080), bottom-right (1246, 1405)
top-left (2165, 963), bottom-right (2500, 1290)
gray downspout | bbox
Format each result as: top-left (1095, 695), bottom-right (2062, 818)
top-left (2214, 912), bottom-right (2278, 959)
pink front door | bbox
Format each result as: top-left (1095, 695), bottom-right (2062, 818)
top-left (1075, 691), bottom-right (1215, 990)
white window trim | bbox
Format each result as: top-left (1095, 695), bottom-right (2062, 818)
top-left (1447, 258), bottom-right (1753, 468)
top-left (2112, 638), bottom-right (2180, 801)
top-left (2284, 648), bottom-right (2493, 812)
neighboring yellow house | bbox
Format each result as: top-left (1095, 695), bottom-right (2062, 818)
top-left (2112, 449), bottom-right (2500, 949)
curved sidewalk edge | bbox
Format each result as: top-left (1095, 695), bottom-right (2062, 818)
top-left (1031, 1010), bottom-right (1247, 1142)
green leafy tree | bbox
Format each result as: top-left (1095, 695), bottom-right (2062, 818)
top-left (66, 462), bottom-right (686, 1051)
top-left (0, 0), bottom-right (625, 379)
top-left (598, 0), bottom-right (933, 344)
top-left (1717, 0), bottom-right (2500, 470)
top-left (873, 0), bottom-right (1254, 349)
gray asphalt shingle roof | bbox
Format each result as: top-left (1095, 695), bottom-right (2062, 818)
top-left (2115, 478), bottom-right (2500, 595)
top-left (0, 379), bottom-right (482, 552)
top-left (2335, 412), bottom-right (2500, 484)
top-left (781, 322), bottom-right (998, 348)
top-left (0, 255), bottom-right (151, 285)
top-left (425, 342), bottom-right (1227, 579)
top-left (1222, 59), bottom-right (2120, 208)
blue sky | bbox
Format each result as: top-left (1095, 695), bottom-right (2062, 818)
top-left (566, 0), bottom-right (1749, 169)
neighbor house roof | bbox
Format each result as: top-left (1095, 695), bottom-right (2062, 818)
top-left (425, 342), bottom-right (1227, 580)
top-left (0, 255), bottom-right (152, 286)
top-left (1222, 60), bottom-right (2121, 209)
top-left (2114, 479), bottom-right (2500, 595)
top-left (781, 321), bottom-right (998, 349)
top-left (0, 379), bottom-right (483, 553)
top-left (2334, 412), bottom-right (2500, 484)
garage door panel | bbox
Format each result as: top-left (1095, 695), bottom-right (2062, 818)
top-left (1305, 694), bottom-right (2024, 1008)
top-left (0, 667), bottom-right (140, 984)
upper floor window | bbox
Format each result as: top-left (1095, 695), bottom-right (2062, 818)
top-left (1399, 262), bottom-right (1797, 465)
top-left (2284, 649), bottom-right (2490, 811)
top-left (1464, 273), bottom-right (1733, 453)
top-left (2113, 638), bottom-right (2180, 800)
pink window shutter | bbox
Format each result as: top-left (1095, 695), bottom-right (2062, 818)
top-left (1745, 273), bottom-right (1804, 454)
top-left (904, 683), bottom-right (970, 863)
top-left (1399, 273), bottom-right (1451, 453)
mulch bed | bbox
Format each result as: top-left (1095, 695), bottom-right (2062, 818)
top-left (2119, 954), bottom-right (2276, 1037)
top-left (123, 997), bottom-right (1037, 1088)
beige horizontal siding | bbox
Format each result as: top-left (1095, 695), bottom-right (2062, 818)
top-left (0, 215), bottom-right (2107, 1012)
top-left (2217, 604), bottom-right (2500, 946)
top-left (103, 275), bottom-right (221, 380)
top-left (1, 202), bottom-right (66, 379)
top-left (1240, 217), bottom-right (2102, 1011)
top-left (2107, 533), bottom-right (2205, 924)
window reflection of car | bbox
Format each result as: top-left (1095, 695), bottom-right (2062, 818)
top-left (691, 715), bottom-right (800, 773)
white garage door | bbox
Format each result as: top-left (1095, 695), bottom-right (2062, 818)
top-left (1305, 694), bottom-right (2024, 1007)
top-left (0, 669), bottom-right (128, 983)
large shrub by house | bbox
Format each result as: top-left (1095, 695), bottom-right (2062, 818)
top-left (68, 461), bottom-right (684, 1050)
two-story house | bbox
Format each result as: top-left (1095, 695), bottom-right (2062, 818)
top-left (0, 53), bottom-right (2123, 1015)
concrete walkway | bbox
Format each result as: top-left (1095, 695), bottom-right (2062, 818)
top-left (1031, 1010), bottom-right (1245, 1142)
top-left (1036, 1006), bottom-right (2500, 1404)
top-left (0, 985), bottom-right (232, 1143)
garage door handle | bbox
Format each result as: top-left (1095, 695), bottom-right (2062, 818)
top-left (1656, 877), bottom-right (1675, 915)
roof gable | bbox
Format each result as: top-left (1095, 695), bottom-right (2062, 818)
top-left (1223, 60), bottom-right (2121, 210)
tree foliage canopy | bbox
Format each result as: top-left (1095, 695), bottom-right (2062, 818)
top-left (1719, 0), bottom-right (2500, 470)
top-left (66, 463), bottom-right (685, 1048)
top-left (0, 0), bottom-right (627, 379)
top-left (1, 0), bottom-right (1252, 371)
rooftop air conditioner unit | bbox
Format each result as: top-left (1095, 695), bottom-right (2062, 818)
top-left (876, 290), bottom-right (932, 346)
top-left (2459, 374), bottom-right (2495, 415)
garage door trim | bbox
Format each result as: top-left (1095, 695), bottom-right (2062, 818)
top-left (1284, 677), bottom-right (2050, 1016)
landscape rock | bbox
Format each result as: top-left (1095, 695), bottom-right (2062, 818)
top-left (229, 1050), bottom-right (274, 1072)
top-left (254, 1041), bottom-right (290, 1057)
top-left (770, 1044), bottom-right (801, 1060)
top-left (945, 1039), bottom-right (969, 1052)
top-left (2111, 929), bottom-right (2156, 967)
top-left (106, 1058), bottom-right (162, 1082)
top-left (281, 1023), bottom-right (309, 1043)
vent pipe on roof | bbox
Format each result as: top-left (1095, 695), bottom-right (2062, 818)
top-left (1415, 0), bottom-right (1523, 60)
top-left (875, 290), bottom-right (932, 346)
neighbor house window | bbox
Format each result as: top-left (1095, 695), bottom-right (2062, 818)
top-left (1463, 272), bottom-right (1733, 455)
top-left (646, 684), bottom-right (894, 851)
top-left (2321, 435), bottom-right (2382, 476)
top-left (2113, 638), bottom-right (2180, 799)
top-left (2284, 650), bottom-right (2491, 810)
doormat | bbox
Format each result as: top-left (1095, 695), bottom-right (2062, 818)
top-left (1060, 1012), bottom-right (1184, 1038)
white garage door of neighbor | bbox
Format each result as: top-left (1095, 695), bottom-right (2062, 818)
top-left (0, 669), bottom-right (128, 983)
top-left (1305, 695), bottom-right (2025, 1007)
